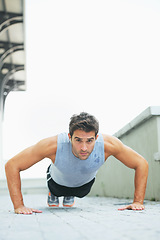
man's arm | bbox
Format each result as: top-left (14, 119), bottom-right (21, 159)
top-left (103, 135), bottom-right (148, 210)
top-left (5, 136), bottom-right (57, 214)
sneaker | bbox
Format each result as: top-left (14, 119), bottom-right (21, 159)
top-left (63, 196), bottom-right (75, 207)
top-left (47, 192), bottom-right (59, 207)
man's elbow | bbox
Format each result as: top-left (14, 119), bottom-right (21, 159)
top-left (140, 157), bottom-right (149, 174)
top-left (143, 157), bottom-right (148, 167)
top-left (5, 160), bottom-right (12, 175)
top-left (135, 157), bottom-right (148, 172)
top-left (5, 159), bottom-right (18, 176)
top-left (144, 159), bottom-right (149, 173)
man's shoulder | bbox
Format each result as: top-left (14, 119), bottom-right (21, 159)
top-left (102, 134), bottom-right (123, 157)
top-left (37, 135), bottom-right (58, 155)
top-left (24, 135), bottom-right (58, 163)
top-left (39, 135), bottom-right (58, 145)
top-left (102, 134), bottom-right (117, 144)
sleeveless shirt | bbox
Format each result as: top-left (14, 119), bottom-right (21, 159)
top-left (49, 132), bottom-right (105, 187)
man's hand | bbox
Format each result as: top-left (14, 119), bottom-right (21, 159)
top-left (118, 202), bottom-right (145, 211)
top-left (14, 206), bottom-right (42, 214)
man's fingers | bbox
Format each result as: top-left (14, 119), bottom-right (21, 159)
top-left (118, 205), bottom-right (131, 211)
top-left (132, 205), bottom-right (145, 211)
top-left (118, 203), bottom-right (145, 211)
top-left (22, 208), bottom-right (42, 214)
top-left (15, 206), bottom-right (42, 214)
top-left (32, 209), bottom-right (43, 213)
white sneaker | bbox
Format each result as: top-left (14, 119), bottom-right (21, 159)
top-left (63, 196), bottom-right (75, 207)
top-left (47, 192), bottom-right (59, 207)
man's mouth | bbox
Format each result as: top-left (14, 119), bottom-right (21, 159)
top-left (80, 152), bottom-right (88, 155)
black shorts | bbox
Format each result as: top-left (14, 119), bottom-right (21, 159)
top-left (46, 166), bottom-right (95, 198)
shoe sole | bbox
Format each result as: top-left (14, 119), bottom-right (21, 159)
top-left (48, 203), bottom-right (60, 207)
top-left (63, 201), bottom-right (75, 208)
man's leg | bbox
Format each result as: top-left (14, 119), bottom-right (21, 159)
top-left (46, 166), bottom-right (95, 207)
top-left (47, 191), bottom-right (60, 207)
top-left (62, 178), bottom-right (95, 206)
top-left (47, 166), bottom-right (60, 207)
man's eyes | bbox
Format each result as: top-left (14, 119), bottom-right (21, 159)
top-left (76, 139), bottom-right (93, 143)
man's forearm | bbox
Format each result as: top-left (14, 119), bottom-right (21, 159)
top-left (5, 162), bottom-right (24, 209)
top-left (133, 160), bottom-right (148, 204)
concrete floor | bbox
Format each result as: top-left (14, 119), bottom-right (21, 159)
top-left (0, 194), bottom-right (160, 240)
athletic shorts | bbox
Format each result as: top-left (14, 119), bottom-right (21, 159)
top-left (46, 165), bottom-right (95, 198)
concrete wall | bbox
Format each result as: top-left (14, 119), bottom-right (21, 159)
top-left (89, 106), bottom-right (160, 201)
top-left (0, 178), bottom-right (47, 195)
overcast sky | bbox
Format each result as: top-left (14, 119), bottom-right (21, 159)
top-left (2, 0), bottom-right (160, 178)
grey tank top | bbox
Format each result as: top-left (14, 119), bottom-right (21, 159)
top-left (50, 132), bottom-right (105, 187)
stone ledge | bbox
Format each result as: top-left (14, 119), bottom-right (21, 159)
top-left (114, 106), bottom-right (160, 138)
top-left (0, 178), bottom-right (47, 195)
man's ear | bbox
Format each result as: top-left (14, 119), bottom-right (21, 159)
top-left (68, 133), bottom-right (72, 140)
top-left (95, 134), bottom-right (99, 140)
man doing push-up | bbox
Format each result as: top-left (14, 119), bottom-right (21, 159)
top-left (5, 112), bottom-right (148, 214)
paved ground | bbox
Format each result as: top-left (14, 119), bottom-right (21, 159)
top-left (0, 194), bottom-right (160, 240)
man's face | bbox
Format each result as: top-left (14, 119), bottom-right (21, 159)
top-left (68, 130), bottom-right (98, 160)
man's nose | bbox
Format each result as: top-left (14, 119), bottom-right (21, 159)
top-left (81, 143), bottom-right (87, 151)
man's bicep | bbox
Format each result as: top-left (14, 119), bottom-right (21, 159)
top-left (114, 143), bottom-right (144, 169)
top-left (7, 144), bottom-right (44, 171)
top-left (7, 136), bottom-right (57, 171)
top-left (20, 136), bottom-right (57, 170)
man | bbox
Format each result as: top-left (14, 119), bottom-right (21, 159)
top-left (5, 112), bottom-right (148, 214)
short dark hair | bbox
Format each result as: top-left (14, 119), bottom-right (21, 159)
top-left (69, 112), bottom-right (99, 137)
